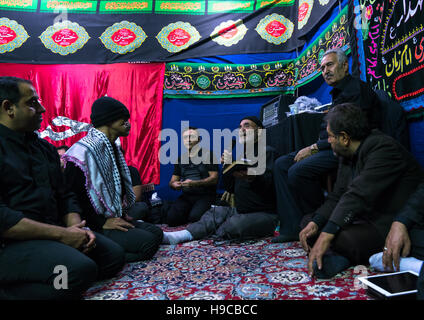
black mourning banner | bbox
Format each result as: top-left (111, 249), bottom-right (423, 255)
top-left (0, 0), bottom-right (312, 63)
top-left (297, 0), bottom-right (339, 38)
top-left (349, 0), bottom-right (424, 114)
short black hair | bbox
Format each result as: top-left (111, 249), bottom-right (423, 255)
top-left (240, 116), bottom-right (263, 128)
top-left (183, 126), bottom-right (198, 132)
top-left (324, 103), bottom-right (371, 140)
top-left (0, 76), bottom-right (32, 105)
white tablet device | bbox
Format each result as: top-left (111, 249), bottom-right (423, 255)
top-left (358, 271), bottom-right (419, 299)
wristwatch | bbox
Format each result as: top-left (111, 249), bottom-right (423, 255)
top-left (310, 144), bottom-right (319, 154)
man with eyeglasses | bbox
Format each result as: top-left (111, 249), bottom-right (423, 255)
top-left (299, 103), bottom-right (423, 279)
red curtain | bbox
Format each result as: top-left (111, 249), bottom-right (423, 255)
top-left (0, 62), bottom-right (165, 184)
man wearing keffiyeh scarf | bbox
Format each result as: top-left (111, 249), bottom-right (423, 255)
top-left (64, 96), bottom-right (163, 263)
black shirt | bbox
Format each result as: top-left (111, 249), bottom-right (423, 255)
top-left (173, 148), bottom-right (218, 195)
top-left (222, 145), bottom-right (277, 214)
top-left (65, 161), bottom-right (109, 231)
top-left (0, 124), bottom-right (81, 234)
top-left (316, 75), bottom-right (381, 150)
top-left (128, 165), bottom-right (142, 186)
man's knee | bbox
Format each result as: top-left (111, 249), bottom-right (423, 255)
top-left (188, 199), bottom-right (214, 222)
top-left (274, 154), bottom-right (294, 173)
top-left (127, 202), bottom-right (150, 220)
top-left (65, 255), bottom-right (98, 290)
top-left (94, 237), bottom-right (126, 280)
top-left (0, 241), bottom-right (98, 300)
top-left (166, 200), bottom-right (189, 226)
top-left (218, 213), bottom-right (277, 240)
top-left (287, 163), bottom-right (309, 187)
top-left (287, 158), bottom-right (325, 187)
top-left (135, 224), bottom-right (163, 260)
top-left (332, 228), bottom-right (383, 265)
top-left (46, 252), bottom-right (98, 299)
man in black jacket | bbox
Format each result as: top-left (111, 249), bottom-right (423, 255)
top-left (299, 103), bottom-right (424, 279)
top-left (0, 77), bottom-right (125, 300)
top-left (162, 116), bottom-right (278, 244)
top-left (272, 48), bottom-right (382, 242)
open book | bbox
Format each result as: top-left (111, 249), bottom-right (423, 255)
top-left (222, 158), bottom-right (255, 175)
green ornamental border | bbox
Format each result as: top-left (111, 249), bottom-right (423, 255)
top-left (164, 60), bottom-right (296, 99)
top-left (163, 5), bottom-right (349, 99)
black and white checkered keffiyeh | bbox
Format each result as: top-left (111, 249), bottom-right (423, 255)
top-left (63, 127), bottom-right (135, 218)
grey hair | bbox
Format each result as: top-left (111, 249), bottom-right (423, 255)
top-left (322, 47), bottom-right (348, 65)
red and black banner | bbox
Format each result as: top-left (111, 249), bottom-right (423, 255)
top-left (1, 0), bottom-right (336, 63)
top-left (349, 0), bottom-right (424, 115)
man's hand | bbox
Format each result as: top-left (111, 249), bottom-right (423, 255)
top-left (171, 181), bottom-right (183, 190)
top-left (81, 227), bottom-right (96, 254)
top-left (221, 150), bottom-right (232, 165)
top-left (299, 221), bottom-right (319, 253)
top-left (181, 179), bottom-right (194, 188)
top-left (307, 232), bottom-right (335, 277)
top-left (382, 221), bottom-right (411, 271)
top-left (103, 217), bottom-right (135, 232)
top-left (59, 220), bottom-right (94, 252)
top-left (294, 144), bottom-right (316, 162)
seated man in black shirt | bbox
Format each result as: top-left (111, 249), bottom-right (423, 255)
top-left (63, 97), bottom-right (163, 263)
top-left (162, 116), bottom-right (279, 244)
top-left (272, 48), bottom-right (382, 243)
top-left (166, 127), bottom-right (219, 226)
top-left (0, 77), bottom-right (125, 300)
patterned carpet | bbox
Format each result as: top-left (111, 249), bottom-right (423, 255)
top-left (83, 227), bottom-right (374, 300)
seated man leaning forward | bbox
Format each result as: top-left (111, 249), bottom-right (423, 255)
top-left (64, 96), bottom-right (163, 263)
top-left (162, 116), bottom-right (279, 245)
top-left (166, 126), bottom-right (219, 227)
top-left (0, 77), bottom-right (125, 300)
top-left (299, 103), bottom-right (424, 279)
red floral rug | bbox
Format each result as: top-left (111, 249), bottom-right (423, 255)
top-left (83, 227), bottom-right (374, 300)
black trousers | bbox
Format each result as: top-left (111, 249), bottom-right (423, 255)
top-left (0, 232), bottom-right (125, 300)
top-left (127, 201), bottom-right (151, 221)
top-left (274, 150), bottom-right (338, 236)
top-left (166, 193), bottom-right (216, 227)
top-left (101, 221), bottom-right (163, 263)
top-left (187, 206), bottom-right (279, 241)
top-left (301, 214), bottom-right (385, 265)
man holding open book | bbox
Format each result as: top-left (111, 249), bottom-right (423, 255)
top-left (162, 116), bottom-right (279, 244)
